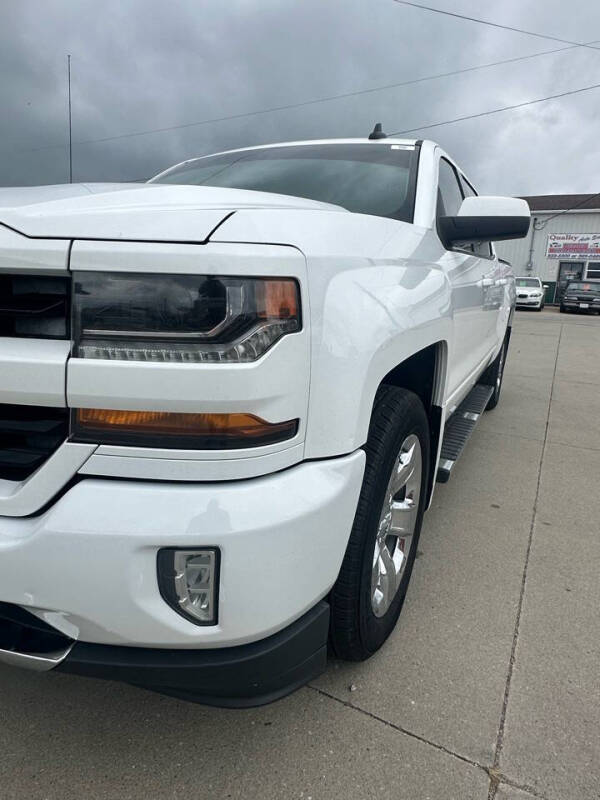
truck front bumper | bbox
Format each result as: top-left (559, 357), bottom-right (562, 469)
top-left (60, 600), bottom-right (330, 706)
top-left (0, 597), bottom-right (329, 706)
top-left (561, 300), bottom-right (599, 312)
top-left (0, 451), bottom-right (365, 701)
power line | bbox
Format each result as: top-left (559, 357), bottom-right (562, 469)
top-left (389, 81), bottom-right (600, 135)
top-left (103, 81), bottom-right (600, 182)
top-left (119, 83), bottom-right (600, 183)
top-left (534, 192), bottom-right (600, 228)
top-left (9, 38), bottom-right (599, 156)
top-left (390, 1), bottom-right (600, 51)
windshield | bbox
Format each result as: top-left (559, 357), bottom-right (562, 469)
top-left (567, 281), bottom-right (600, 294)
top-left (152, 144), bottom-right (418, 222)
top-left (516, 278), bottom-right (541, 288)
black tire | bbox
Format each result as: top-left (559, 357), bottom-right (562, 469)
top-left (330, 386), bottom-right (430, 661)
top-left (480, 333), bottom-right (508, 410)
top-left (560, 305), bottom-right (566, 313)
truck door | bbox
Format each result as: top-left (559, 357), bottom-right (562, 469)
top-left (436, 157), bottom-right (489, 406)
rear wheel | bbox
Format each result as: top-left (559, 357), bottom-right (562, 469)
top-left (330, 386), bottom-right (430, 661)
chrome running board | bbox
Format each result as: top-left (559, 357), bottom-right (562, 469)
top-left (436, 384), bottom-right (494, 483)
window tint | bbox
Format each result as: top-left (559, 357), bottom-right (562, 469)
top-left (567, 281), bottom-right (600, 294)
top-left (153, 144), bottom-right (418, 222)
top-left (436, 159), bottom-right (464, 218)
top-left (516, 278), bottom-right (541, 287)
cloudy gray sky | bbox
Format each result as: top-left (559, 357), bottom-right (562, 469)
top-left (1, 0), bottom-right (599, 195)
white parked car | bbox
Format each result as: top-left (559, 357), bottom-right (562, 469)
top-left (0, 131), bottom-right (530, 706)
top-left (515, 276), bottom-right (546, 310)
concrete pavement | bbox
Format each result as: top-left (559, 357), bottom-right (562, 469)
top-left (1, 307), bottom-right (598, 799)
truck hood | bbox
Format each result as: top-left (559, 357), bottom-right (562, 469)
top-left (0, 183), bottom-right (345, 242)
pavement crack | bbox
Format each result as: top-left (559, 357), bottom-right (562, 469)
top-left (553, 377), bottom-right (600, 388)
top-left (543, 438), bottom-right (600, 453)
top-left (309, 686), bottom-right (551, 799)
top-left (487, 323), bottom-right (564, 800)
top-left (495, 773), bottom-right (551, 799)
top-left (476, 429), bottom-right (545, 444)
top-left (307, 684), bottom-right (488, 774)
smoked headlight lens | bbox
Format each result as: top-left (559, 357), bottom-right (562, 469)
top-left (72, 272), bottom-right (300, 362)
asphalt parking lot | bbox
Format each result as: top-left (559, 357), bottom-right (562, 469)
top-left (1, 307), bottom-right (598, 800)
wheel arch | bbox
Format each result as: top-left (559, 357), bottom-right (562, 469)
top-left (377, 341), bottom-right (447, 506)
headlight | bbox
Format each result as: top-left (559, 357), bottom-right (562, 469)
top-left (72, 272), bottom-right (301, 363)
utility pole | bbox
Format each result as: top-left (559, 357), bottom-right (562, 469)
top-left (67, 54), bottom-right (73, 183)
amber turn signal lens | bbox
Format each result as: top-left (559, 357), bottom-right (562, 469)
top-left (72, 408), bottom-right (298, 449)
top-left (258, 279), bottom-right (298, 320)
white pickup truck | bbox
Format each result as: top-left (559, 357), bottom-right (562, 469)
top-left (0, 132), bottom-right (530, 706)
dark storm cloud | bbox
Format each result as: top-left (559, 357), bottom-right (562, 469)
top-left (1, 0), bottom-right (599, 194)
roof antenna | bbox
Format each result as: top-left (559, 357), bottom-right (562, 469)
top-left (67, 54), bottom-right (73, 183)
top-left (368, 122), bottom-right (387, 140)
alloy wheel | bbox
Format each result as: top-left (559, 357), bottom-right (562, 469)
top-left (371, 434), bottom-right (422, 617)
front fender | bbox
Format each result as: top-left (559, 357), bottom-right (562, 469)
top-left (211, 208), bottom-right (453, 460)
top-left (305, 260), bottom-right (451, 458)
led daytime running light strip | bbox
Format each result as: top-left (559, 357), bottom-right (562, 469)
top-left (77, 320), bottom-right (297, 362)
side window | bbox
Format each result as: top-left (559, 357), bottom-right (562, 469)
top-left (436, 159), bottom-right (464, 219)
top-left (459, 174), bottom-right (493, 258)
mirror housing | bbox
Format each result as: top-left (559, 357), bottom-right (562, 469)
top-left (439, 196), bottom-right (531, 247)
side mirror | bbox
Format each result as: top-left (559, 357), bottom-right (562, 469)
top-left (439, 196), bottom-right (531, 247)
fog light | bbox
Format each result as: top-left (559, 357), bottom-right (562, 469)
top-left (157, 548), bottom-right (219, 625)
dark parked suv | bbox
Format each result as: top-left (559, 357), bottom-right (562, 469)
top-left (560, 280), bottom-right (600, 314)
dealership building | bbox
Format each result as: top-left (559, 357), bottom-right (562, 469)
top-left (496, 194), bottom-right (600, 304)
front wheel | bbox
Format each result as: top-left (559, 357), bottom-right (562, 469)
top-left (330, 386), bottom-right (430, 661)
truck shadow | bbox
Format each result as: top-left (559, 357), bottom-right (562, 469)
top-left (0, 664), bottom-right (350, 797)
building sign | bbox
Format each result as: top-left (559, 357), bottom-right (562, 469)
top-left (546, 233), bottom-right (600, 259)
